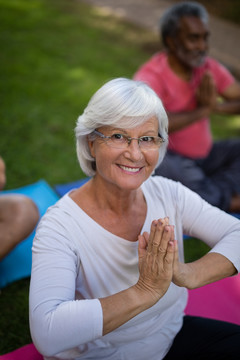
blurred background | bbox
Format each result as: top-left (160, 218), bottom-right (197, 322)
top-left (1, 0), bottom-right (240, 190)
top-left (0, 0), bottom-right (240, 354)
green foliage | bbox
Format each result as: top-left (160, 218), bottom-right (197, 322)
top-left (211, 113), bottom-right (240, 139)
top-left (184, 238), bottom-right (210, 263)
top-left (0, 0), bottom-right (156, 189)
top-left (0, 279), bottom-right (31, 353)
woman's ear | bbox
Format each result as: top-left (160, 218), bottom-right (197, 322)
top-left (88, 138), bottom-right (96, 158)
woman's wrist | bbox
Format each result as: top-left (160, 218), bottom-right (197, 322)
top-left (133, 281), bottom-right (164, 309)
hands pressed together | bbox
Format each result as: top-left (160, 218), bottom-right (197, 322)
top-left (100, 215), bottom-right (235, 335)
top-left (136, 217), bottom-right (192, 307)
top-left (196, 71), bottom-right (217, 111)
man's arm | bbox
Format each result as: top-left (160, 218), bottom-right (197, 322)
top-left (168, 72), bottom-right (240, 133)
top-left (215, 81), bottom-right (240, 114)
top-left (167, 107), bottom-right (211, 133)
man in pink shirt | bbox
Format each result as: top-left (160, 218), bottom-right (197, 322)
top-left (134, 1), bottom-right (240, 212)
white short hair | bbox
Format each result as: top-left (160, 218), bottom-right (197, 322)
top-left (75, 78), bottom-right (168, 176)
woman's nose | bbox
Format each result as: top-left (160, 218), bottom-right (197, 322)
top-left (124, 139), bottom-right (143, 160)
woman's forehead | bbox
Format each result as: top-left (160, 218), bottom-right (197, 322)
top-left (99, 115), bottom-right (159, 131)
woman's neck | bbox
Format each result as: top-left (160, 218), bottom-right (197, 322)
top-left (89, 176), bottom-right (145, 215)
top-left (69, 176), bottom-right (147, 242)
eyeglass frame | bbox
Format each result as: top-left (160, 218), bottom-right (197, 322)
top-left (92, 129), bottom-right (165, 149)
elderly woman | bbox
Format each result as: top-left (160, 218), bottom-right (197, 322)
top-left (29, 78), bottom-right (240, 360)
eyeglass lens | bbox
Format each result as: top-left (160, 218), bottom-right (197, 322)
top-left (108, 134), bottom-right (162, 149)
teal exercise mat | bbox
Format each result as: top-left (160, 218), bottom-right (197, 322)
top-left (55, 177), bottom-right (90, 196)
top-left (0, 180), bottom-right (59, 289)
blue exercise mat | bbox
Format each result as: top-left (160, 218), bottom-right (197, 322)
top-left (55, 177), bottom-right (90, 196)
top-left (0, 180), bottom-right (59, 289)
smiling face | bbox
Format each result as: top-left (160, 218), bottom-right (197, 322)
top-left (168, 15), bottom-right (209, 69)
top-left (88, 117), bottom-right (160, 191)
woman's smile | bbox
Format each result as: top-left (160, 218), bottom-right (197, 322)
top-left (117, 164), bottom-right (143, 174)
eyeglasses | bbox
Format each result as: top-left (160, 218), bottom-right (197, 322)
top-left (93, 130), bottom-right (165, 150)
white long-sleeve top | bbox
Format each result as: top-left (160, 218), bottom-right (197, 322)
top-left (29, 176), bottom-right (240, 360)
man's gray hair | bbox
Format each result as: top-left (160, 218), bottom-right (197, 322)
top-left (160, 1), bottom-right (209, 48)
top-left (75, 78), bottom-right (168, 176)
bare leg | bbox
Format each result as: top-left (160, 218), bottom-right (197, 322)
top-left (0, 194), bottom-right (39, 260)
top-left (229, 194), bottom-right (240, 212)
top-left (0, 156), bottom-right (6, 190)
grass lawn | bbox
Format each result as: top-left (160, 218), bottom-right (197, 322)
top-left (0, 0), bottom-right (239, 355)
top-left (0, 0), bottom-right (158, 189)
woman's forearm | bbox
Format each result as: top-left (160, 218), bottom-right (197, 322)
top-left (174, 252), bottom-right (237, 290)
top-left (99, 285), bottom-right (154, 335)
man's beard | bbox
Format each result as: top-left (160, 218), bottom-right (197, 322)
top-left (176, 47), bottom-right (207, 68)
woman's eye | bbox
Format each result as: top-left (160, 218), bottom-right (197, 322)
top-left (141, 136), bottom-right (154, 142)
top-left (111, 133), bottom-right (124, 141)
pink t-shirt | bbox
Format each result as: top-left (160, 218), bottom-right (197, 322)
top-left (134, 52), bottom-right (234, 158)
